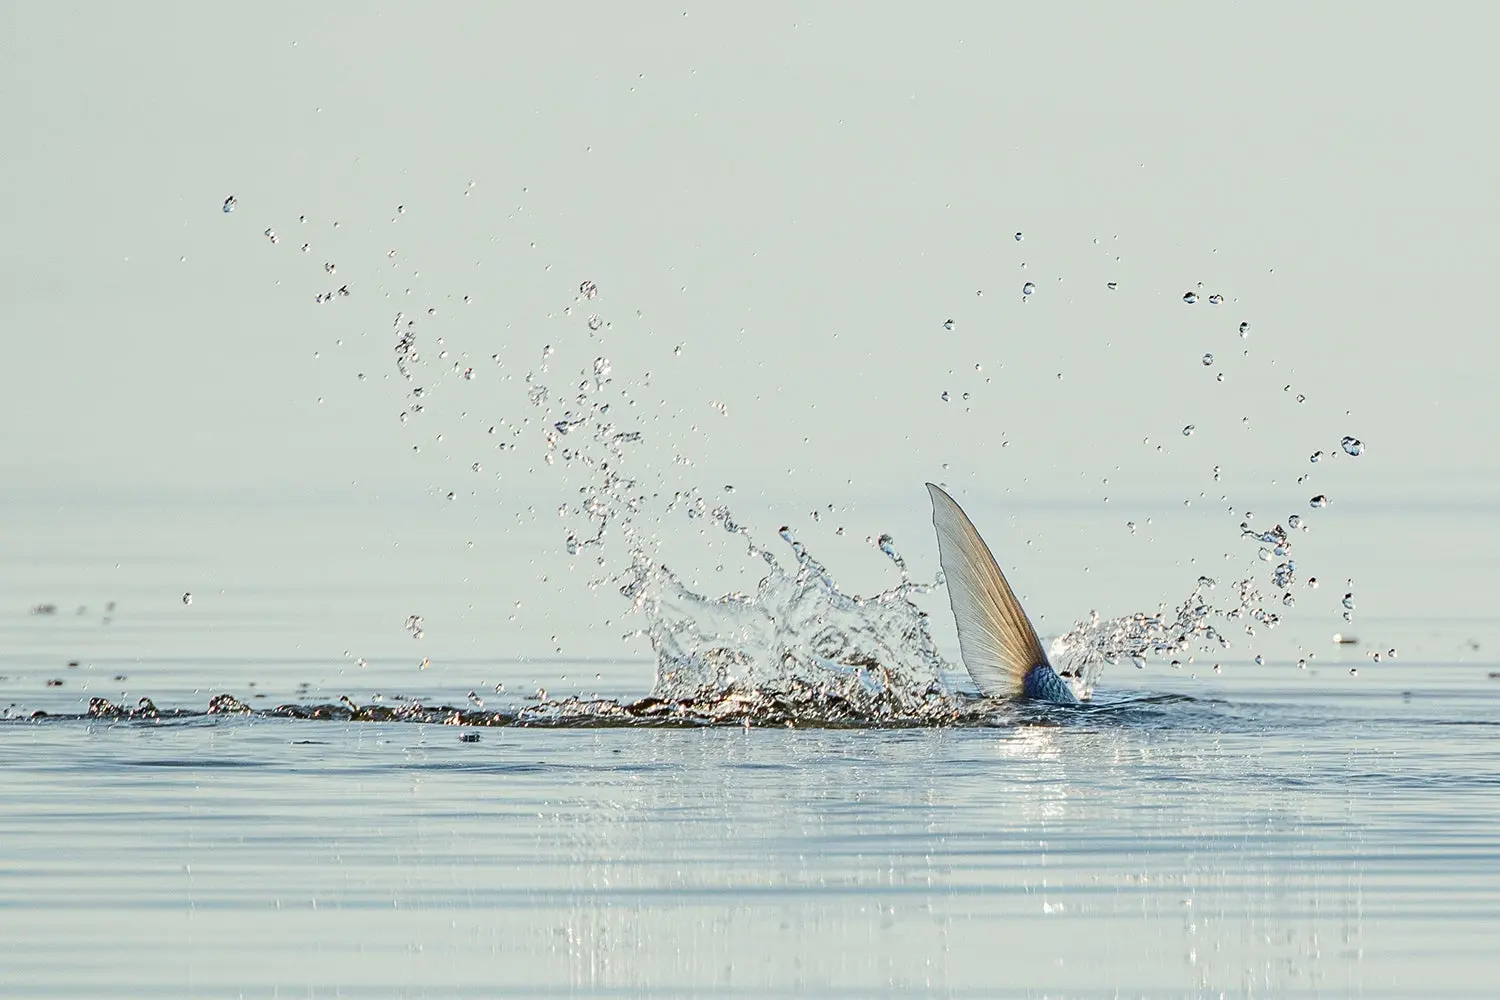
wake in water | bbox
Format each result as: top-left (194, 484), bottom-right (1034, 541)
top-left (55, 689), bottom-right (1227, 731)
top-left (66, 687), bottom-right (978, 729)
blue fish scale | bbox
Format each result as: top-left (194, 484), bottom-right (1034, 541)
top-left (1022, 663), bottom-right (1080, 705)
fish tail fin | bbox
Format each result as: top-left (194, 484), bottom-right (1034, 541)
top-left (926, 482), bottom-right (1052, 699)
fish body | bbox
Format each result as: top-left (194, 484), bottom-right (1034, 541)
top-left (926, 483), bottom-right (1082, 705)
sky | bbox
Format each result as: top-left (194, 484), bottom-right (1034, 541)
top-left (3, 2), bottom-right (1497, 672)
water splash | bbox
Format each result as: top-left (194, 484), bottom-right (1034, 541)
top-left (206, 201), bottom-right (1382, 727)
top-left (1049, 575), bottom-right (1275, 697)
top-left (368, 279), bottom-right (1367, 721)
top-left (521, 345), bottom-right (957, 717)
top-left (620, 518), bottom-right (950, 718)
top-left (471, 337), bottom-right (1327, 719)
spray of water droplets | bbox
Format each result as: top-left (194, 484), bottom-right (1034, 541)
top-left (482, 329), bottom-right (959, 722)
top-left (212, 200), bottom-right (1381, 725)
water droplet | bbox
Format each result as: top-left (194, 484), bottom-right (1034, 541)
top-left (1201, 353), bottom-right (1214, 366)
top-left (587, 315), bottom-right (603, 331)
top-left (1106, 281), bottom-right (1118, 290)
top-left (943, 319), bottom-right (955, 331)
top-left (1340, 436), bottom-right (1364, 457)
top-left (1208, 293), bottom-right (1223, 305)
top-left (1022, 281), bottom-right (1036, 297)
top-left (1307, 577), bottom-right (1319, 588)
top-left (1287, 514), bottom-right (1303, 530)
top-left (1254, 654), bottom-right (1264, 665)
top-left (1182, 291), bottom-right (1198, 304)
top-left (580, 280), bottom-right (599, 299)
top-left (181, 592), bottom-right (192, 606)
top-left (263, 228), bottom-right (278, 244)
top-left (1297, 658), bottom-right (1307, 670)
top-left (221, 195), bottom-right (237, 213)
top-left (1309, 495), bottom-right (1329, 508)
top-left (940, 390), bottom-right (950, 402)
top-left (1014, 232), bottom-right (1024, 242)
top-left (1238, 321), bottom-right (1250, 337)
top-left (1310, 451), bottom-right (1324, 463)
top-left (1182, 424), bottom-right (1195, 436)
top-left (1342, 593), bottom-right (1355, 610)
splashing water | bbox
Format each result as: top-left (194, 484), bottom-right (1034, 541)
top-left (491, 333), bottom-right (959, 721)
top-left (619, 516), bottom-right (952, 719)
top-left (1048, 576), bottom-right (1276, 696)
top-left (410, 332), bottom-right (1314, 720)
top-left (208, 200), bottom-right (1379, 726)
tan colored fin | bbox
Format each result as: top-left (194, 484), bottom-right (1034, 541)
top-left (926, 482), bottom-right (1048, 698)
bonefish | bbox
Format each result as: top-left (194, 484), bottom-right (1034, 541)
top-left (926, 482), bottom-right (1083, 704)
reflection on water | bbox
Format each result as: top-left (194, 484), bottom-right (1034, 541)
top-left (3, 661), bottom-right (1498, 997)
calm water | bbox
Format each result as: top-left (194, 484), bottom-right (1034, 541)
top-left (4, 498), bottom-right (1499, 998)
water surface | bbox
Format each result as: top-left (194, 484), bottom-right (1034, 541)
top-left (4, 606), bottom-right (1497, 997)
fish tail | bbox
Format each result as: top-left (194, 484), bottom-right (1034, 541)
top-left (926, 483), bottom-right (1076, 704)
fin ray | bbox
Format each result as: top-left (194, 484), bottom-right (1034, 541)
top-left (926, 483), bottom-right (1048, 698)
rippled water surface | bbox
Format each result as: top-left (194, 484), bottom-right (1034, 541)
top-left (4, 512), bottom-right (1498, 998)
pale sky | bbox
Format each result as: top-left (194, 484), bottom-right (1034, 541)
top-left (3, 3), bottom-right (1497, 669)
